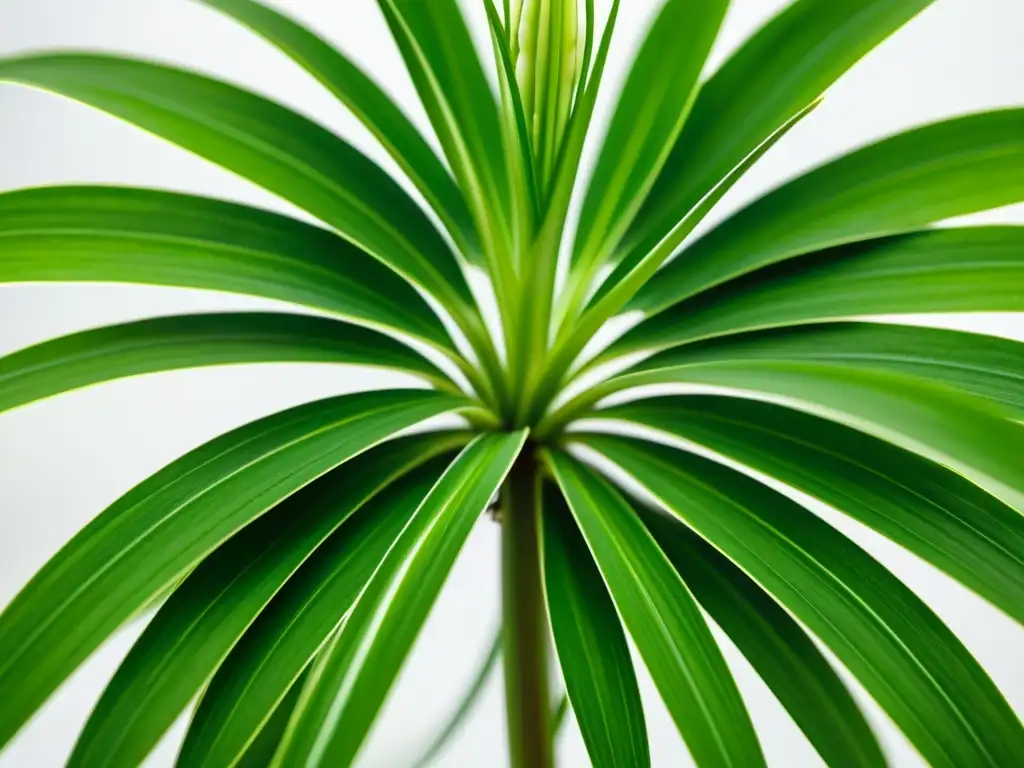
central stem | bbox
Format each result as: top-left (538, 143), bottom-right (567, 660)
top-left (501, 445), bottom-right (553, 768)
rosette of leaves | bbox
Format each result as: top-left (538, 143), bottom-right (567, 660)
top-left (2, 1), bottom-right (1024, 766)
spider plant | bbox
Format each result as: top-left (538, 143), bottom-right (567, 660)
top-left (2, 0), bottom-right (1024, 765)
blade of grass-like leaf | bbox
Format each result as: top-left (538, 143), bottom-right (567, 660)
top-left (272, 432), bottom-right (527, 767)
top-left (627, 0), bottom-right (937, 259)
top-left (541, 484), bottom-right (649, 768)
top-left (0, 312), bottom-right (458, 415)
top-left (68, 438), bottom-right (463, 768)
top-left (597, 395), bottom-right (1024, 624)
top-left (0, 389), bottom-right (465, 749)
top-left (632, 109), bottom-right (1024, 317)
top-left (0, 186), bottom-right (454, 354)
top-left (610, 227), bottom-right (1024, 357)
top-left (177, 468), bottom-right (447, 768)
top-left (411, 627), bottom-right (502, 768)
top-left (0, 55), bottom-right (475, 316)
top-left (632, 500), bottom-right (884, 768)
top-left (545, 451), bottom-right (765, 768)
top-left (586, 434), bottom-right (1024, 768)
top-left (562, 0), bottom-right (728, 323)
top-left (193, 0), bottom-right (480, 260)
top-left (235, 669), bottom-right (310, 768)
top-left (630, 323), bottom-right (1024, 419)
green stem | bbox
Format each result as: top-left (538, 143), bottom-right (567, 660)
top-left (501, 446), bottom-right (553, 768)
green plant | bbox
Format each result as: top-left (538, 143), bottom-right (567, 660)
top-left (1, 0), bottom-right (1023, 765)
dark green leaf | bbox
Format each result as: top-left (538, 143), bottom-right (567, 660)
top-left (0, 389), bottom-right (465, 748)
top-left (272, 432), bottom-right (527, 767)
top-left (632, 109), bottom-right (1024, 317)
top-left (177, 464), bottom-right (449, 767)
top-left (586, 434), bottom-right (1024, 768)
top-left (0, 186), bottom-right (455, 352)
top-left (0, 312), bottom-right (455, 415)
top-left (0, 54), bottom-right (473, 309)
top-left (635, 501), bottom-right (884, 768)
top-left (235, 669), bottom-right (310, 768)
top-left (545, 451), bottom-right (764, 768)
top-left (68, 435), bottom-right (464, 768)
top-left (627, 0), bottom-right (937, 260)
top-left (600, 395), bottom-right (1024, 624)
top-left (542, 484), bottom-right (648, 768)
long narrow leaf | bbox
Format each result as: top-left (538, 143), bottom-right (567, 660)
top-left (586, 434), bottom-right (1024, 768)
top-left (68, 436), bottom-right (463, 768)
top-left (0, 389), bottom-right (465, 748)
top-left (0, 312), bottom-right (455, 415)
top-left (597, 395), bottom-right (1024, 624)
top-left (272, 432), bottom-right (527, 767)
top-left (542, 484), bottom-right (648, 768)
top-left (235, 670), bottom-right (310, 768)
top-left (546, 451), bottom-right (764, 768)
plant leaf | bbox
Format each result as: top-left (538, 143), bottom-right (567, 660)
top-left (0, 186), bottom-right (455, 353)
top-left (566, 0), bottom-right (728, 296)
top-left (597, 395), bottom-right (1024, 624)
top-left (0, 312), bottom-right (456, 416)
top-left (272, 431), bottom-right (527, 767)
top-left (411, 627), bottom-right (502, 768)
top-left (627, 0), bottom-right (937, 259)
top-left (632, 108), bottom-right (1024, 317)
top-left (235, 669), bottom-right (310, 768)
top-left (177, 465), bottom-right (448, 768)
top-left (541, 484), bottom-right (649, 768)
top-left (634, 500), bottom-right (885, 768)
top-left (0, 389), bottom-right (465, 748)
top-left (0, 54), bottom-right (473, 310)
top-left (585, 434), bottom-right (1024, 768)
top-left (611, 227), bottom-right (1024, 356)
top-left (193, 0), bottom-right (480, 260)
top-left (545, 451), bottom-right (764, 768)
top-left (629, 323), bottom-right (1024, 420)
top-left (67, 436), bottom-right (463, 768)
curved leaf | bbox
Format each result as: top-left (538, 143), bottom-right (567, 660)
top-left (0, 186), bottom-right (455, 352)
top-left (599, 395), bottom-right (1024, 624)
top-left (632, 109), bottom-right (1024, 317)
top-left (68, 435), bottom-right (464, 768)
top-left (586, 434), bottom-right (1024, 768)
top-left (542, 484), bottom-right (649, 768)
top-left (612, 227), bottom-right (1024, 357)
top-left (177, 464), bottom-right (449, 768)
top-left (0, 54), bottom-right (473, 309)
top-left (273, 432), bottom-right (527, 767)
top-left (235, 670), bottom-right (309, 768)
top-left (0, 389), bottom-right (465, 748)
top-left (0, 312), bottom-right (455, 415)
top-left (627, 0), bottom-right (938, 261)
top-left (630, 323), bottom-right (1024, 419)
top-left (545, 451), bottom-right (764, 768)
top-left (193, 0), bottom-right (480, 259)
top-left (635, 501), bottom-right (884, 768)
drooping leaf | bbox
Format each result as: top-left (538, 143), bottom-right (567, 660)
top-left (68, 436), bottom-right (464, 768)
top-left (235, 669), bottom-right (310, 768)
top-left (0, 54), bottom-right (474, 311)
top-left (612, 227), bottom-right (1024, 356)
top-left (542, 484), bottom-right (648, 768)
top-left (177, 465), bottom-right (449, 768)
top-left (0, 389), bottom-right (465, 748)
top-left (627, 0), bottom-right (938, 259)
top-left (598, 395), bottom-right (1024, 624)
top-left (0, 312), bottom-right (456, 416)
top-left (629, 322), bottom-right (1024, 420)
top-left (586, 434), bottom-right (1024, 768)
top-left (545, 451), bottom-right (765, 768)
top-left (632, 109), bottom-right (1024, 317)
top-left (634, 501), bottom-right (885, 768)
top-left (193, 0), bottom-right (480, 259)
top-left (0, 186), bottom-right (455, 353)
top-left (272, 432), bottom-right (527, 767)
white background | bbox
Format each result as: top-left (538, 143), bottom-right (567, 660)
top-left (1, 0), bottom-right (1023, 765)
